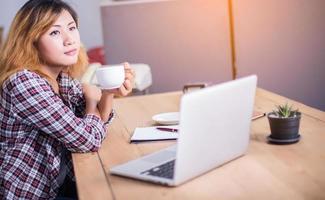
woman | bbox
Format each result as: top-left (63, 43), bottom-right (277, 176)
top-left (0, 0), bottom-right (134, 199)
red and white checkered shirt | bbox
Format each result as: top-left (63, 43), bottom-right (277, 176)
top-left (0, 70), bottom-right (109, 199)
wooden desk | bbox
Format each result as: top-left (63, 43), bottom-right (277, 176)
top-left (72, 88), bottom-right (325, 200)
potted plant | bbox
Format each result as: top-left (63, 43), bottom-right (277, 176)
top-left (267, 103), bottom-right (301, 144)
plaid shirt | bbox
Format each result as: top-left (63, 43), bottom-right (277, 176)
top-left (0, 70), bottom-right (110, 199)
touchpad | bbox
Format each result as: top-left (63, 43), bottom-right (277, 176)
top-left (143, 150), bottom-right (176, 164)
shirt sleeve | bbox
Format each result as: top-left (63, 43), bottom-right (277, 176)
top-left (65, 74), bottom-right (116, 125)
top-left (62, 73), bottom-right (86, 117)
top-left (9, 72), bottom-right (107, 153)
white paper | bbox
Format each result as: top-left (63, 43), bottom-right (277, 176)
top-left (130, 125), bottom-right (179, 142)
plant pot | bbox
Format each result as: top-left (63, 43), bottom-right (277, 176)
top-left (267, 112), bottom-right (301, 144)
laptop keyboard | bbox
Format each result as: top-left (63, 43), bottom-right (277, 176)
top-left (141, 159), bottom-right (175, 179)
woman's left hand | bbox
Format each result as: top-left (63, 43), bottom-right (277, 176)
top-left (103, 62), bottom-right (135, 97)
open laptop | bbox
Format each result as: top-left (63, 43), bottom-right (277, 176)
top-left (110, 75), bottom-right (257, 186)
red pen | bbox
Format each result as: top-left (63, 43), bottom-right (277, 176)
top-left (156, 127), bottom-right (179, 132)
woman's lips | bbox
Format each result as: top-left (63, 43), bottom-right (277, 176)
top-left (64, 49), bottom-right (77, 56)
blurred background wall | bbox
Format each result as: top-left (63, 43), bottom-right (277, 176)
top-left (101, 0), bottom-right (232, 93)
top-left (233, 0), bottom-right (325, 111)
top-left (101, 0), bottom-right (325, 110)
top-left (0, 0), bottom-right (324, 110)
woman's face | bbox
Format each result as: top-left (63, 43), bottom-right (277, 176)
top-left (38, 10), bottom-right (80, 67)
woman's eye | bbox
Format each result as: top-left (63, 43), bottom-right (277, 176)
top-left (69, 26), bottom-right (77, 31)
top-left (50, 30), bottom-right (60, 36)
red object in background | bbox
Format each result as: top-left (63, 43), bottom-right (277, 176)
top-left (87, 46), bottom-right (106, 64)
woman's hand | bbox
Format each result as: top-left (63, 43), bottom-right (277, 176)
top-left (82, 83), bottom-right (102, 115)
top-left (103, 62), bottom-right (135, 97)
top-left (96, 63), bottom-right (134, 122)
top-left (83, 83), bottom-right (102, 102)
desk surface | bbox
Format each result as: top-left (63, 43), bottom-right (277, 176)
top-left (72, 88), bottom-right (325, 200)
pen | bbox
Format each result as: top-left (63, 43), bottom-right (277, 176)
top-left (156, 127), bottom-right (179, 133)
top-left (252, 112), bottom-right (266, 120)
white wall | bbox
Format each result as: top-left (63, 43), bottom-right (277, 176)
top-left (0, 0), bottom-right (103, 49)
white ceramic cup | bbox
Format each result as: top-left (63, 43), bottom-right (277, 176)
top-left (95, 65), bottom-right (125, 89)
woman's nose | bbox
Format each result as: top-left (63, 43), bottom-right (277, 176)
top-left (63, 32), bottom-right (75, 46)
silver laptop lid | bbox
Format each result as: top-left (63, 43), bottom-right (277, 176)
top-left (174, 75), bottom-right (257, 185)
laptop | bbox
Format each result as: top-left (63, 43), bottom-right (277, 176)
top-left (110, 75), bottom-right (257, 186)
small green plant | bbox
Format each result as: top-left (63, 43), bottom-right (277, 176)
top-left (273, 103), bottom-right (299, 118)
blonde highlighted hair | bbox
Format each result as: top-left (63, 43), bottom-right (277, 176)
top-left (0, 0), bottom-right (88, 87)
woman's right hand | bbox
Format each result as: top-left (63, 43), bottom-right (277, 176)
top-left (82, 83), bottom-right (102, 115)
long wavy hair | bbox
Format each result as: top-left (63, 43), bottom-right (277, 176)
top-left (0, 0), bottom-right (88, 88)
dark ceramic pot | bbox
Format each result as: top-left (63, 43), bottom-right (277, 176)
top-left (267, 112), bottom-right (301, 142)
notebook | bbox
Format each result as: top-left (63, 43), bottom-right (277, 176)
top-left (110, 75), bottom-right (257, 186)
top-left (130, 125), bottom-right (179, 142)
